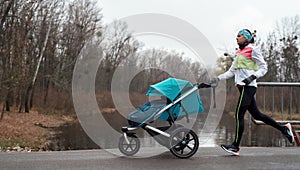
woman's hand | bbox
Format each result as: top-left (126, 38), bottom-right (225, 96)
top-left (242, 75), bottom-right (257, 85)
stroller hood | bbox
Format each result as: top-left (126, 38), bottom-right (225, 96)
top-left (146, 78), bottom-right (193, 101)
top-left (128, 78), bottom-right (204, 127)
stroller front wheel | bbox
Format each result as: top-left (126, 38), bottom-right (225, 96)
top-left (169, 127), bottom-right (199, 159)
top-left (118, 134), bottom-right (140, 156)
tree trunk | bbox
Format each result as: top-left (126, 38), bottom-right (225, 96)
top-left (24, 3), bottom-right (54, 112)
top-left (1, 103), bottom-right (5, 120)
top-left (43, 80), bottom-right (50, 105)
top-left (5, 91), bottom-right (11, 112)
top-left (29, 86), bottom-right (35, 109)
top-left (25, 84), bottom-right (32, 113)
top-left (0, 0), bottom-right (14, 35)
top-left (18, 93), bottom-right (23, 113)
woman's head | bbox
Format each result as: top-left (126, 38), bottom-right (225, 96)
top-left (236, 29), bottom-right (254, 49)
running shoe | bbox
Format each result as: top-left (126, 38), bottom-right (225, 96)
top-left (283, 123), bottom-right (295, 144)
top-left (221, 144), bottom-right (240, 156)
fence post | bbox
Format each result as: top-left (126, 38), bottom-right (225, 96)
top-left (272, 86), bottom-right (274, 117)
top-left (290, 86), bottom-right (293, 121)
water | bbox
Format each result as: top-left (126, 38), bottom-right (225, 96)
top-left (46, 122), bottom-right (100, 151)
top-left (46, 112), bottom-right (295, 151)
top-left (215, 113), bottom-right (293, 147)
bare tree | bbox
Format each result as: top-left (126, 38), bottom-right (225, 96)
top-left (0, 0), bottom-right (103, 114)
top-left (52, 0), bottom-right (102, 89)
top-left (98, 20), bottom-right (140, 90)
top-left (260, 32), bottom-right (281, 82)
top-left (275, 15), bottom-right (300, 82)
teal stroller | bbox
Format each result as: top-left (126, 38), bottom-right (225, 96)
top-left (118, 78), bottom-right (211, 158)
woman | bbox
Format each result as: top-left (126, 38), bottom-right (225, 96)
top-left (212, 29), bottom-right (294, 156)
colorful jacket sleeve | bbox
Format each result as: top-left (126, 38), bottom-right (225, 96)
top-left (217, 63), bottom-right (235, 80)
top-left (251, 47), bottom-right (268, 78)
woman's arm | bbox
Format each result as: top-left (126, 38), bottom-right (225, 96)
top-left (251, 47), bottom-right (268, 78)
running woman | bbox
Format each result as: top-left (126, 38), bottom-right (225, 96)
top-left (212, 29), bottom-right (295, 156)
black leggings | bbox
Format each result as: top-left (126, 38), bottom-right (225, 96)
top-left (233, 86), bottom-right (284, 147)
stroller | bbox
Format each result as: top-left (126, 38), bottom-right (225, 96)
top-left (118, 78), bottom-right (211, 158)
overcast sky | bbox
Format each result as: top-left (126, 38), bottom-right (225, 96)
top-left (99, 0), bottom-right (300, 66)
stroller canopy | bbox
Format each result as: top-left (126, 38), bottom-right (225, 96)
top-left (128, 78), bottom-right (204, 127)
top-left (145, 77), bottom-right (203, 121)
top-left (146, 78), bottom-right (193, 102)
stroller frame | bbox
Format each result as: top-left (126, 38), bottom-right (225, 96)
top-left (119, 82), bottom-right (212, 159)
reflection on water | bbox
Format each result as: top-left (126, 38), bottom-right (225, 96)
top-left (215, 113), bottom-right (294, 147)
top-left (47, 111), bottom-right (295, 150)
top-left (138, 113), bottom-right (294, 148)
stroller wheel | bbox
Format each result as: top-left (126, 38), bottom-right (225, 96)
top-left (169, 127), bottom-right (199, 159)
top-left (118, 134), bottom-right (140, 156)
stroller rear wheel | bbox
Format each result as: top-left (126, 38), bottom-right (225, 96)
top-left (169, 127), bottom-right (199, 158)
top-left (118, 134), bottom-right (140, 156)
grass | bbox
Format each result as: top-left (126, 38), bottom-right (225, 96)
top-left (0, 140), bottom-right (29, 150)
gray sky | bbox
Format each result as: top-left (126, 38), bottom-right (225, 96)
top-left (99, 0), bottom-right (300, 66)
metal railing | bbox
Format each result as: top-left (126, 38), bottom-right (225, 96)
top-left (251, 82), bottom-right (300, 125)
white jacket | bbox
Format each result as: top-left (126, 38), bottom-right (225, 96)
top-left (218, 44), bottom-right (267, 87)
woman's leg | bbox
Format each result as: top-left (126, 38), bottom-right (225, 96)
top-left (233, 86), bottom-right (255, 147)
top-left (248, 89), bottom-right (294, 144)
top-left (248, 94), bottom-right (283, 131)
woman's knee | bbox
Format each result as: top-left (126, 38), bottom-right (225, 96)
top-left (251, 112), bottom-right (265, 120)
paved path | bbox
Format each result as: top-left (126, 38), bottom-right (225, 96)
top-left (0, 147), bottom-right (299, 170)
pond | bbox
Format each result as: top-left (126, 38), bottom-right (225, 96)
top-left (46, 111), bottom-right (295, 151)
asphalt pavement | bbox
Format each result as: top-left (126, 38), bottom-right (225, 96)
top-left (0, 147), bottom-right (300, 170)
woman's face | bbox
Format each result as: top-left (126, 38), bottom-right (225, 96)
top-left (236, 34), bottom-right (247, 45)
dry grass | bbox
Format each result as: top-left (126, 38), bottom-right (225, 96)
top-left (0, 110), bottom-right (74, 151)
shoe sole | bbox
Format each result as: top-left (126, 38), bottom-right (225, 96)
top-left (285, 123), bottom-right (295, 144)
top-left (221, 145), bottom-right (239, 156)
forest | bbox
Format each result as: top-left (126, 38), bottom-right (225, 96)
top-left (0, 0), bottom-right (300, 117)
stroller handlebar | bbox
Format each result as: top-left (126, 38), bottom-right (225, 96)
top-left (197, 82), bottom-right (217, 108)
top-left (197, 83), bottom-right (212, 89)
